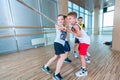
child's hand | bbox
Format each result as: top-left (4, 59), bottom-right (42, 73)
top-left (58, 26), bottom-right (67, 31)
top-left (67, 28), bottom-right (72, 33)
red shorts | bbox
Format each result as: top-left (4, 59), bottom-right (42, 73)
top-left (78, 43), bottom-right (89, 56)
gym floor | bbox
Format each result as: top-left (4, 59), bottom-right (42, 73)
top-left (0, 35), bottom-right (120, 80)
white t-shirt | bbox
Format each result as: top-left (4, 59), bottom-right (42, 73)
top-left (73, 23), bottom-right (90, 44)
top-left (54, 27), bottom-right (67, 46)
top-left (77, 28), bottom-right (90, 44)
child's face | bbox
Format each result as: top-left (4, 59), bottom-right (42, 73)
top-left (67, 16), bottom-right (76, 25)
top-left (64, 17), bottom-right (68, 25)
top-left (57, 16), bottom-right (65, 25)
top-left (78, 18), bottom-right (82, 24)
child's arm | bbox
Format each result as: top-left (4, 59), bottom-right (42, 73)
top-left (68, 25), bottom-right (81, 37)
top-left (55, 24), bottom-right (67, 31)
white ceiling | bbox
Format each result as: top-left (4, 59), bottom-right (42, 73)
top-left (69, 0), bottom-right (115, 12)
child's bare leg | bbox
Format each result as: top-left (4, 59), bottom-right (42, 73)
top-left (80, 55), bottom-right (86, 67)
top-left (45, 55), bottom-right (59, 67)
top-left (74, 43), bottom-right (79, 52)
top-left (55, 53), bottom-right (67, 73)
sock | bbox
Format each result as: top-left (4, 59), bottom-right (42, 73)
top-left (81, 66), bottom-right (86, 69)
top-left (55, 72), bottom-right (59, 75)
top-left (44, 65), bottom-right (48, 68)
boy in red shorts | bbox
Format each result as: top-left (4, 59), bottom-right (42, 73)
top-left (67, 12), bottom-right (90, 77)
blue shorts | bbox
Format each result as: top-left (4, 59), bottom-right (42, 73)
top-left (64, 41), bottom-right (71, 52)
top-left (54, 42), bottom-right (65, 55)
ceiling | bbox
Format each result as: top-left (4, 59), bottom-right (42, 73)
top-left (69, 0), bottom-right (115, 12)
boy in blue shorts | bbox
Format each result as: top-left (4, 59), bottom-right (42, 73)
top-left (42, 14), bottom-right (68, 80)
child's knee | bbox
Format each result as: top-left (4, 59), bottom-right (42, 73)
top-left (60, 53), bottom-right (67, 59)
top-left (53, 55), bottom-right (59, 60)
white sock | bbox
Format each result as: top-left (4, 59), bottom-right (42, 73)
top-left (44, 65), bottom-right (48, 68)
top-left (81, 66), bottom-right (86, 69)
top-left (55, 72), bottom-right (59, 75)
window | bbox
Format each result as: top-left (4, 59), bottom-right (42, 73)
top-left (103, 11), bottom-right (114, 27)
top-left (107, 6), bottom-right (114, 11)
top-left (73, 3), bottom-right (79, 10)
top-left (68, 1), bottom-right (72, 8)
top-left (85, 10), bottom-right (88, 14)
top-left (85, 14), bottom-right (88, 28)
top-left (80, 7), bottom-right (84, 12)
top-left (68, 8), bottom-right (72, 12)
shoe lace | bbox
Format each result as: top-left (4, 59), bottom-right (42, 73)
top-left (82, 68), bottom-right (87, 73)
top-left (80, 67), bottom-right (87, 73)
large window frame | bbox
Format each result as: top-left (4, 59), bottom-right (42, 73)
top-left (99, 6), bottom-right (114, 35)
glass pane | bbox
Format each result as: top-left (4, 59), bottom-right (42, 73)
top-left (85, 9), bottom-right (88, 14)
top-left (102, 27), bottom-right (113, 35)
top-left (100, 9), bottom-right (103, 13)
top-left (85, 14), bottom-right (88, 28)
top-left (87, 15), bottom-right (92, 35)
top-left (99, 11), bottom-right (103, 28)
top-left (92, 12), bottom-right (94, 34)
top-left (88, 11), bottom-right (92, 15)
top-left (107, 6), bottom-right (114, 11)
top-left (73, 3), bottom-right (79, 10)
top-left (68, 8), bottom-right (72, 12)
top-left (103, 11), bottom-right (114, 26)
top-left (68, 1), bottom-right (72, 8)
top-left (0, 37), bottom-right (17, 54)
top-left (80, 7), bottom-right (84, 12)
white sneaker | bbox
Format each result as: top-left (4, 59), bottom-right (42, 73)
top-left (85, 56), bottom-right (91, 64)
top-left (75, 68), bottom-right (87, 77)
top-left (73, 52), bottom-right (78, 58)
top-left (87, 52), bottom-right (91, 57)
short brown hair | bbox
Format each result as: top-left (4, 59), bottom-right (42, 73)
top-left (78, 17), bottom-right (83, 19)
top-left (64, 15), bottom-right (67, 19)
top-left (67, 12), bottom-right (77, 18)
top-left (57, 14), bottom-right (66, 19)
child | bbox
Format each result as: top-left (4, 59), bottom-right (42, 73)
top-left (67, 12), bottom-right (90, 77)
top-left (78, 17), bottom-right (91, 63)
top-left (64, 16), bottom-right (72, 63)
top-left (73, 17), bottom-right (85, 58)
top-left (73, 17), bottom-right (91, 63)
top-left (41, 14), bottom-right (67, 80)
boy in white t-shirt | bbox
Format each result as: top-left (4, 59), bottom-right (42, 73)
top-left (67, 12), bottom-right (90, 77)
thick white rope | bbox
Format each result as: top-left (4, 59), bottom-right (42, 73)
top-left (17, 0), bottom-right (57, 26)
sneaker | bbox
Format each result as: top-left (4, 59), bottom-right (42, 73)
top-left (64, 57), bottom-right (72, 63)
top-left (75, 67), bottom-right (87, 77)
top-left (53, 73), bottom-right (64, 80)
top-left (73, 52), bottom-right (78, 58)
top-left (41, 65), bottom-right (51, 74)
top-left (85, 56), bottom-right (91, 64)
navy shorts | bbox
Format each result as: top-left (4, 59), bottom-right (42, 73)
top-left (64, 41), bottom-right (71, 52)
top-left (75, 38), bottom-right (79, 43)
top-left (54, 42), bottom-right (65, 55)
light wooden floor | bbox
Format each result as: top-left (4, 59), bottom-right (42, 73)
top-left (0, 35), bottom-right (120, 80)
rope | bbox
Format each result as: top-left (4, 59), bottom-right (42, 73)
top-left (16, 0), bottom-right (57, 26)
